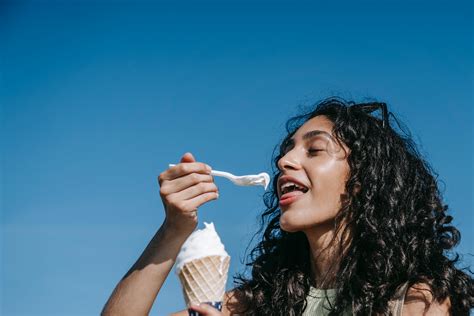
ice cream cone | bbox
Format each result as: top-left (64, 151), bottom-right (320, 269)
top-left (178, 255), bottom-right (230, 306)
top-left (175, 222), bottom-right (230, 315)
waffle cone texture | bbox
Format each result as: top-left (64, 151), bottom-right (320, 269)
top-left (178, 255), bottom-right (230, 306)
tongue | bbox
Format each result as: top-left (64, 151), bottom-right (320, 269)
top-left (281, 190), bottom-right (306, 200)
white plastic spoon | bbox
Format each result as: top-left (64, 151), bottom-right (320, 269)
top-left (168, 164), bottom-right (270, 190)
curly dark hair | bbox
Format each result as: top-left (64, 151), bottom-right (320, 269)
top-left (233, 97), bottom-right (473, 315)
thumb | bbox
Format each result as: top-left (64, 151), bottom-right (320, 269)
top-left (180, 152), bottom-right (196, 163)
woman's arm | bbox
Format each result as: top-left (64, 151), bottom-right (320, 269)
top-left (101, 153), bottom-right (219, 316)
top-left (101, 223), bottom-right (190, 316)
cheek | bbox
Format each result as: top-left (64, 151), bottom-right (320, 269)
top-left (312, 179), bottom-right (345, 206)
top-left (310, 163), bottom-right (350, 208)
top-left (313, 160), bottom-right (347, 188)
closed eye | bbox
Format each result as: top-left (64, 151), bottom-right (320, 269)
top-left (308, 149), bottom-right (323, 156)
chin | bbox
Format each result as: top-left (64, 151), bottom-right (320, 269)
top-left (279, 209), bottom-right (336, 233)
top-left (279, 212), bottom-right (305, 232)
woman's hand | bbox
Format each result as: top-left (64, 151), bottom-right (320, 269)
top-left (189, 304), bottom-right (223, 315)
top-left (158, 152), bottom-right (219, 236)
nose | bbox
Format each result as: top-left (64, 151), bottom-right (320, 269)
top-left (277, 149), bottom-right (302, 171)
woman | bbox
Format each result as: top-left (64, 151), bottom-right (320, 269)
top-left (102, 98), bottom-right (473, 315)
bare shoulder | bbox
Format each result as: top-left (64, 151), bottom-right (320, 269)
top-left (169, 290), bottom-right (245, 316)
top-left (402, 282), bottom-right (451, 315)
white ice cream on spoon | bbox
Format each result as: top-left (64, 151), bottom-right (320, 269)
top-left (210, 170), bottom-right (270, 190)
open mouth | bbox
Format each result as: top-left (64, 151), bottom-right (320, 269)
top-left (279, 182), bottom-right (309, 206)
top-left (280, 183), bottom-right (309, 195)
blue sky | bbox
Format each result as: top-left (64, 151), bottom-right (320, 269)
top-left (1, 1), bottom-right (472, 315)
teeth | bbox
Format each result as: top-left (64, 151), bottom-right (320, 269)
top-left (281, 182), bottom-right (295, 189)
top-left (280, 181), bottom-right (307, 194)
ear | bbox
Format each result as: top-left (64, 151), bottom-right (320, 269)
top-left (180, 152), bottom-right (196, 163)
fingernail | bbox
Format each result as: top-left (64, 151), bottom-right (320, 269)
top-left (206, 164), bottom-right (212, 172)
top-left (189, 304), bottom-right (199, 311)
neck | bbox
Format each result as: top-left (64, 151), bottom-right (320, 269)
top-left (304, 221), bottom-right (349, 289)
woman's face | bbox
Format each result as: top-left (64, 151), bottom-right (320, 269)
top-left (277, 115), bottom-right (351, 233)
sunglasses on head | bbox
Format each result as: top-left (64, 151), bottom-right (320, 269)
top-left (352, 102), bottom-right (389, 129)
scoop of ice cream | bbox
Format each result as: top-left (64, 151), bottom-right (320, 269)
top-left (175, 222), bottom-right (229, 273)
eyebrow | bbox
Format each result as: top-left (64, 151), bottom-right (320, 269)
top-left (302, 130), bottom-right (332, 141)
top-left (286, 130), bottom-right (332, 146)
top-left (288, 129), bottom-right (332, 144)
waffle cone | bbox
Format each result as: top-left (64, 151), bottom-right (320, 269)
top-left (178, 255), bottom-right (230, 306)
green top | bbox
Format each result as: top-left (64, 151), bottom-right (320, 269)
top-left (302, 284), bottom-right (406, 316)
top-left (302, 287), bottom-right (352, 316)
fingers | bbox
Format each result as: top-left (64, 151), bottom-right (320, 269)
top-left (173, 181), bottom-right (218, 201)
top-left (159, 162), bottom-right (211, 185)
top-left (158, 153), bottom-right (219, 219)
top-left (189, 303), bottom-right (222, 316)
top-left (165, 190), bottom-right (219, 215)
top-left (184, 191), bottom-right (219, 210)
top-left (160, 173), bottom-right (214, 196)
top-left (157, 153), bottom-right (219, 233)
top-left (180, 152), bottom-right (196, 163)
